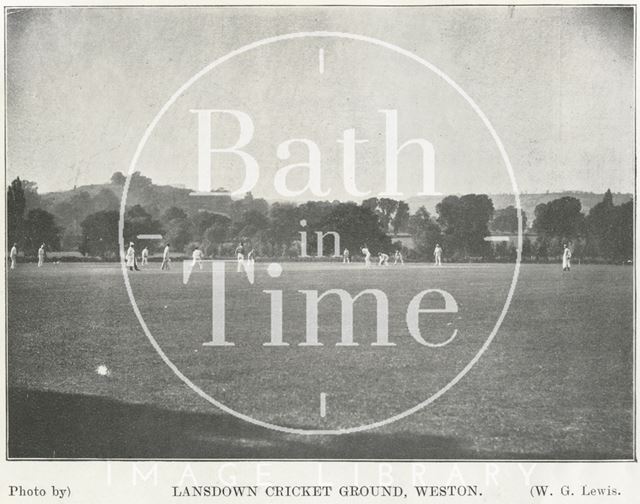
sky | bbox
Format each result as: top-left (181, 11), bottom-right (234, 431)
top-left (6, 6), bottom-right (635, 200)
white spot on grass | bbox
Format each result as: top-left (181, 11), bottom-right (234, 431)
top-left (96, 365), bottom-right (111, 377)
top-left (267, 263), bottom-right (283, 278)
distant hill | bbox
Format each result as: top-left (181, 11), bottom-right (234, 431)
top-left (406, 191), bottom-right (633, 223)
top-left (36, 181), bottom-right (632, 229)
top-left (39, 182), bottom-right (234, 220)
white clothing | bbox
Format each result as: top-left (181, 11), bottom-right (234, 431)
top-left (10, 246), bottom-right (17, 269)
top-left (562, 248), bottom-right (572, 270)
top-left (236, 245), bottom-right (245, 272)
top-left (361, 247), bottom-right (371, 267)
top-left (161, 246), bottom-right (171, 270)
top-left (192, 249), bottom-right (203, 270)
top-left (434, 246), bottom-right (443, 266)
top-left (125, 246), bottom-right (135, 268)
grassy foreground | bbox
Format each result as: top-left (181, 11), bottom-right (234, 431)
top-left (7, 262), bottom-right (633, 459)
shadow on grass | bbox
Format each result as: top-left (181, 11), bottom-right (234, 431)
top-left (8, 388), bottom-right (614, 460)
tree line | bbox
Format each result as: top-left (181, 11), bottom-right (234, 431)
top-left (6, 175), bottom-right (633, 263)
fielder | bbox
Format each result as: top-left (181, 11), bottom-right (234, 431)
top-left (9, 243), bottom-right (17, 270)
top-left (361, 245), bottom-right (371, 267)
top-left (141, 246), bottom-right (149, 266)
top-left (235, 242), bottom-right (245, 272)
top-left (125, 242), bottom-right (137, 271)
top-left (343, 248), bottom-right (351, 263)
top-left (378, 252), bottom-right (390, 266)
top-left (434, 244), bottom-right (443, 266)
top-left (37, 243), bottom-right (45, 267)
top-left (192, 246), bottom-right (204, 270)
top-left (394, 250), bottom-right (404, 265)
top-left (562, 244), bottom-right (572, 272)
top-left (161, 243), bottom-right (171, 270)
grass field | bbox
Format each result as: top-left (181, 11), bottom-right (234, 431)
top-left (7, 261), bottom-right (634, 459)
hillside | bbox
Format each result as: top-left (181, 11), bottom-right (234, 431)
top-left (35, 180), bottom-right (632, 227)
top-left (38, 181), bottom-right (234, 221)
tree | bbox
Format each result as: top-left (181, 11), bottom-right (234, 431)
top-left (203, 219), bottom-right (231, 256)
top-left (534, 236), bottom-right (550, 261)
top-left (586, 192), bottom-right (634, 262)
top-left (319, 203), bottom-right (391, 255)
top-left (124, 205), bottom-right (163, 245)
top-left (110, 172), bottom-right (126, 185)
top-left (408, 206), bottom-right (442, 259)
top-left (65, 191), bottom-right (94, 223)
top-left (232, 210), bottom-right (269, 240)
top-left (494, 240), bottom-right (509, 259)
top-left (50, 190), bottom-right (96, 246)
top-left (126, 204), bottom-right (151, 220)
top-left (61, 227), bottom-right (83, 251)
top-left (268, 203), bottom-right (300, 252)
top-left (92, 188), bottom-right (119, 212)
top-left (583, 188), bottom-right (635, 262)
top-left (22, 180), bottom-right (43, 211)
top-left (377, 198), bottom-right (399, 231)
top-left (129, 172), bottom-right (152, 190)
top-left (229, 192), bottom-right (269, 220)
top-left (163, 206), bottom-right (188, 222)
top-left (491, 206), bottom-right (527, 234)
top-left (187, 211), bottom-right (231, 254)
top-left (360, 197), bottom-right (404, 233)
top-left (191, 210), bottom-right (225, 237)
top-left (165, 218), bottom-right (193, 253)
top-left (522, 236), bottom-right (533, 259)
top-left (614, 200), bottom-right (633, 262)
top-left (7, 177), bottom-right (26, 248)
top-left (297, 201), bottom-right (335, 230)
top-left (392, 201), bottom-right (410, 235)
top-left (24, 209), bottom-right (62, 254)
top-left (436, 194), bottom-right (494, 258)
top-left (80, 211), bottom-right (119, 258)
top-left (205, 220), bottom-right (230, 247)
top-left (585, 190), bottom-right (614, 259)
top-left (533, 196), bottom-right (584, 241)
top-left (361, 197), bottom-right (378, 213)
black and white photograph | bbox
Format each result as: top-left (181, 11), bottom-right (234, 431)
top-left (1, 2), bottom-right (637, 501)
